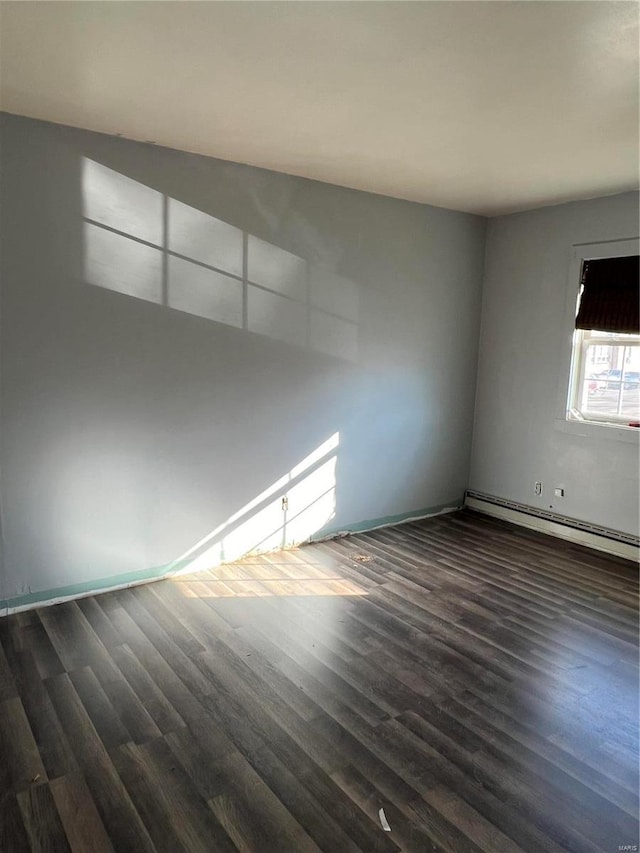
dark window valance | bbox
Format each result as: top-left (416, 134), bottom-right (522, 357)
top-left (575, 255), bottom-right (639, 334)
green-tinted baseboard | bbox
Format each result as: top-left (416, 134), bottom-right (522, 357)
top-left (0, 558), bottom-right (194, 615)
top-left (310, 498), bottom-right (463, 540)
top-left (1, 497), bottom-right (463, 614)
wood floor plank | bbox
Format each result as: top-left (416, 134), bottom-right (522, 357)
top-left (112, 738), bottom-right (237, 853)
top-left (213, 739), bottom-right (369, 853)
top-left (0, 792), bottom-right (31, 853)
top-left (0, 697), bottom-right (48, 797)
top-left (0, 509), bottom-right (637, 852)
top-left (9, 649), bottom-right (78, 781)
top-left (91, 655), bottom-right (163, 745)
top-left (44, 673), bottom-right (156, 853)
top-left (436, 689), bottom-right (640, 818)
top-left (329, 767), bottom-right (476, 853)
top-left (11, 620), bottom-right (66, 681)
top-left (207, 750), bottom-right (323, 853)
top-left (227, 600), bottom-right (391, 725)
top-left (195, 643), bottom-right (399, 853)
top-left (50, 771), bottom-right (114, 853)
top-left (116, 590), bottom-right (214, 702)
top-left (377, 717), bottom-right (582, 853)
top-left (69, 667), bottom-right (132, 750)
top-left (165, 689), bottom-right (364, 853)
top-left (38, 603), bottom-right (111, 673)
top-left (17, 783), bottom-right (71, 853)
top-left (76, 598), bottom-right (124, 651)
top-left (233, 596), bottom-right (432, 719)
top-left (164, 726), bottom-right (237, 802)
top-left (109, 641), bottom-right (186, 736)
top-left (397, 709), bottom-right (634, 852)
top-left (312, 704), bottom-right (542, 852)
top-left (0, 640), bottom-right (18, 701)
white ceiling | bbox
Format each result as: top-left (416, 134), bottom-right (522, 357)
top-left (1, 1), bottom-right (638, 216)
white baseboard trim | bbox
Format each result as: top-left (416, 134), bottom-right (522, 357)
top-left (465, 494), bottom-right (639, 562)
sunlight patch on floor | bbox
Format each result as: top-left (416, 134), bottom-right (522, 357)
top-left (171, 558), bottom-right (367, 598)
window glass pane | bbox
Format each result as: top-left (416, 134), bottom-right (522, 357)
top-left (621, 377), bottom-right (640, 420)
top-left (580, 343), bottom-right (640, 421)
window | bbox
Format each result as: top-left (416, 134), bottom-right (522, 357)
top-left (567, 252), bottom-right (639, 427)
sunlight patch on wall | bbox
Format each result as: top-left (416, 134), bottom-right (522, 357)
top-left (82, 158), bottom-right (163, 244)
top-left (169, 197), bottom-right (243, 276)
top-left (81, 158), bottom-right (359, 361)
top-left (85, 221), bottom-right (163, 303)
top-left (168, 255), bottom-right (243, 327)
top-left (167, 432), bottom-right (340, 576)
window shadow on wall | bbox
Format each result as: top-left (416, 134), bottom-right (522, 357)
top-left (82, 159), bottom-right (359, 362)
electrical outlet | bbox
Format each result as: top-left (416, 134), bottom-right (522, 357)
top-left (534, 482), bottom-right (543, 496)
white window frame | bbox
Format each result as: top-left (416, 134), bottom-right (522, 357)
top-left (555, 237), bottom-right (640, 439)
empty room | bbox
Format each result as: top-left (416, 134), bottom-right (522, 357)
top-left (0, 2), bottom-right (638, 851)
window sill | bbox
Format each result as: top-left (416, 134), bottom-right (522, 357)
top-left (555, 417), bottom-right (640, 443)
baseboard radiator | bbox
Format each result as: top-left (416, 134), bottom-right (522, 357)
top-left (465, 489), bottom-right (639, 561)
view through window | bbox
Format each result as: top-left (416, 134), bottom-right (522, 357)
top-left (569, 331), bottom-right (640, 425)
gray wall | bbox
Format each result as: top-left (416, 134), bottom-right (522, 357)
top-left (0, 113), bottom-right (486, 603)
top-left (470, 192), bottom-right (640, 536)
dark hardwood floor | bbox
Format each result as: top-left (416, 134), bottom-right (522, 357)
top-left (1, 509), bottom-right (638, 852)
